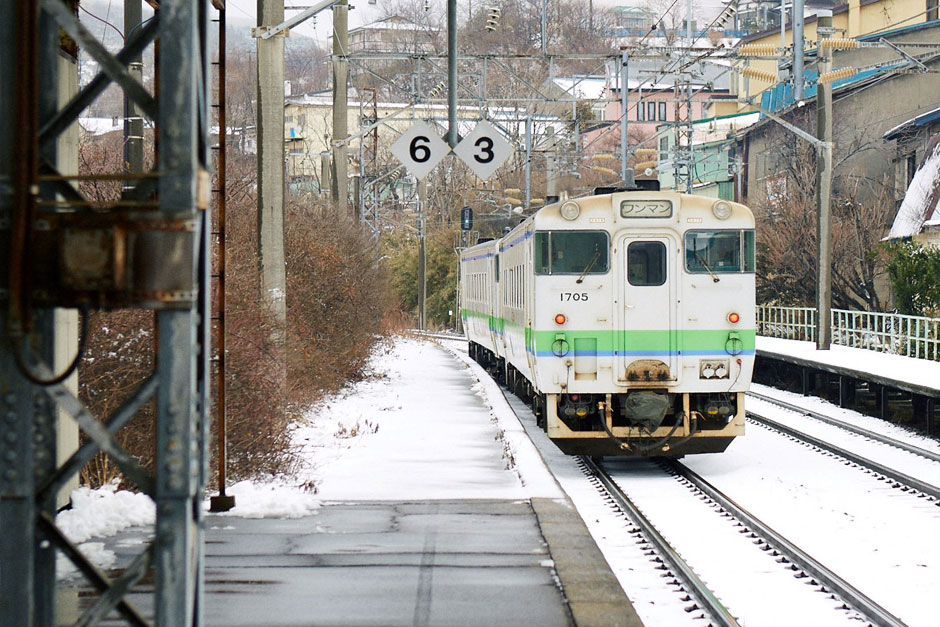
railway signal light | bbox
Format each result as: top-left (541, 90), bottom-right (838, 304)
top-left (461, 206), bottom-right (473, 230)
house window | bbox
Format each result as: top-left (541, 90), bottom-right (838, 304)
top-left (907, 153), bottom-right (918, 186)
top-left (658, 102), bottom-right (667, 121)
top-left (637, 101), bottom-right (644, 121)
top-left (647, 102), bottom-right (656, 121)
top-left (659, 136), bottom-right (668, 160)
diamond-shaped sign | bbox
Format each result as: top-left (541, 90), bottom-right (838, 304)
top-left (453, 120), bottom-right (515, 180)
top-left (389, 121), bottom-right (450, 180)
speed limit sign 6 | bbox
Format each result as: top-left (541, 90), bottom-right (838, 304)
top-left (390, 121), bottom-right (450, 180)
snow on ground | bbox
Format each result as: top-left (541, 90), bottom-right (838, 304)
top-left (52, 333), bottom-right (940, 626)
top-left (55, 335), bottom-right (561, 575)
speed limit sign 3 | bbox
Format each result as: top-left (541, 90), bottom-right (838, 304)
top-left (389, 121), bottom-right (450, 180)
top-left (453, 120), bottom-right (514, 181)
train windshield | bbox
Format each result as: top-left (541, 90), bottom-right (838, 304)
top-left (534, 231), bottom-right (609, 275)
top-left (684, 230), bottom-right (756, 274)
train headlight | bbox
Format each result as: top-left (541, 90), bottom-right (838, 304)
top-left (554, 313), bottom-right (567, 325)
top-left (712, 200), bottom-right (732, 220)
top-left (560, 201), bottom-right (580, 221)
top-left (727, 312), bottom-right (740, 324)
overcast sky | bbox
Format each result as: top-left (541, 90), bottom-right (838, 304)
top-left (222, 0), bottom-right (731, 45)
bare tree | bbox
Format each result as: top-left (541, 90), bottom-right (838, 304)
top-left (752, 114), bottom-right (894, 311)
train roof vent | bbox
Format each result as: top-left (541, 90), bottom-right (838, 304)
top-left (593, 180), bottom-right (661, 195)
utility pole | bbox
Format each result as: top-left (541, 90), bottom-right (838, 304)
top-left (447, 0), bottom-right (457, 147)
top-left (619, 47), bottom-right (633, 186)
top-left (418, 179), bottom-right (427, 330)
top-left (255, 0), bottom-right (288, 350)
top-left (124, 1), bottom-right (143, 177)
top-left (546, 126), bottom-right (558, 201)
top-left (525, 115), bottom-right (532, 212)
top-left (332, 0), bottom-right (349, 217)
top-left (816, 7), bottom-right (834, 349)
top-left (793, 0), bottom-right (805, 100)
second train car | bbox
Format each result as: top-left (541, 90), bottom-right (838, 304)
top-left (459, 187), bottom-right (756, 456)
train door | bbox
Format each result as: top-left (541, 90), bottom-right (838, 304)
top-left (617, 235), bottom-right (679, 384)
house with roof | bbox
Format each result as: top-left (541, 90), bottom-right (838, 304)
top-left (885, 109), bottom-right (940, 245)
top-left (346, 15), bottom-right (437, 54)
top-left (656, 110), bottom-right (761, 198)
top-left (731, 0), bottom-right (937, 110)
top-left (734, 19), bottom-right (940, 208)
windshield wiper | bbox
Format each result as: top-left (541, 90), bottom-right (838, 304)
top-left (576, 251), bottom-right (601, 284)
top-left (695, 251), bottom-right (720, 283)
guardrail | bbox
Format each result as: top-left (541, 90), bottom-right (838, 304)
top-left (756, 305), bottom-right (940, 361)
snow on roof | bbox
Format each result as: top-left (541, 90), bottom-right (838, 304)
top-left (883, 105), bottom-right (940, 140)
top-left (349, 15), bottom-right (429, 34)
top-left (552, 77), bottom-right (608, 101)
top-left (887, 136), bottom-right (940, 239)
top-left (79, 117), bottom-right (124, 135)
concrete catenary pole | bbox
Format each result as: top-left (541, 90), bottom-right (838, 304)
top-left (816, 8), bottom-right (834, 349)
top-left (546, 126), bottom-right (558, 201)
top-left (332, 0), bottom-right (350, 217)
top-left (525, 115), bottom-right (532, 212)
top-left (620, 47), bottom-right (633, 186)
top-left (793, 0), bottom-right (805, 100)
top-left (447, 0), bottom-right (457, 147)
top-left (256, 0), bottom-right (288, 347)
top-left (124, 0), bottom-right (143, 177)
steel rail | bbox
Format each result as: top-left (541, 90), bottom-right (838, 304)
top-left (667, 460), bottom-right (908, 627)
top-left (581, 457), bottom-right (741, 627)
top-left (747, 411), bottom-right (940, 501)
top-left (748, 391), bottom-right (940, 464)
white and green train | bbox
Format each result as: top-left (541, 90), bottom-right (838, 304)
top-left (460, 188), bottom-right (756, 456)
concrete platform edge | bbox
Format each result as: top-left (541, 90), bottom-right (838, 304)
top-left (531, 497), bottom-right (645, 627)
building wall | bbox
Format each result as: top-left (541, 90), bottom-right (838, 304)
top-left (742, 25), bottom-right (940, 207)
top-left (732, 0), bottom-right (930, 108)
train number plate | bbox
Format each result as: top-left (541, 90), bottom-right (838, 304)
top-left (619, 200), bottom-right (673, 218)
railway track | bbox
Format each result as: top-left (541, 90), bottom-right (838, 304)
top-left (746, 395), bottom-right (940, 501)
top-left (748, 390), bottom-right (940, 464)
top-left (584, 457), bottom-right (907, 627)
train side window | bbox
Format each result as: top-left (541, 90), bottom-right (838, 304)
top-left (534, 233), bottom-right (550, 274)
top-left (627, 241), bottom-right (666, 286)
top-left (743, 230), bottom-right (756, 272)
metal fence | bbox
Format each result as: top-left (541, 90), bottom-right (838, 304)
top-left (756, 306), bottom-right (940, 361)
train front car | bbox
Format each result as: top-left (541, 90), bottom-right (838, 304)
top-left (525, 191), bottom-right (756, 456)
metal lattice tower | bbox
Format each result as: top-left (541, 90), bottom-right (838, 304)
top-left (0, 1), bottom-right (211, 625)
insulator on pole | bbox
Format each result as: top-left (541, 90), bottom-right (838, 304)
top-left (821, 38), bottom-right (859, 50)
top-left (738, 44), bottom-right (779, 56)
top-left (818, 67), bottom-right (857, 84)
top-left (485, 7), bottom-right (501, 31)
top-left (593, 166), bottom-right (617, 176)
top-left (741, 66), bottom-right (778, 82)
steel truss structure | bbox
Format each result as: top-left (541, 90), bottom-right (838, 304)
top-left (1, 1), bottom-right (211, 625)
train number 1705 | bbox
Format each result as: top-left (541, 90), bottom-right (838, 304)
top-left (560, 292), bottom-right (589, 302)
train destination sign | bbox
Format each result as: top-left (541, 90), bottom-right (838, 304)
top-left (619, 199), bottom-right (673, 218)
top-left (452, 120), bottom-right (514, 181)
top-left (389, 121), bottom-right (450, 180)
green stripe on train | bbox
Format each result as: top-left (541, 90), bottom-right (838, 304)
top-left (460, 308), bottom-right (756, 352)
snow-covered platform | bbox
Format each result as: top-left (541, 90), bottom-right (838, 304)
top-left (55, 338), bottom-right (643, 626)
top-left (755, 336), bottom-right (940, 428)
top-left (756, 336), bottom-right (940, 395)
